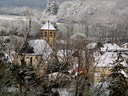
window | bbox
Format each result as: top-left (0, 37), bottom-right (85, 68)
top-left (50, 31), bottom-right (52, 37)
top-left (36, 56), bottom-right (38, 61)
top-left (27, 57), bottom-right (29, 59)
top-left (26, 57), bottom-right (29, 66)
top-left (30, 57), bottom-right (33, 65)
top-left (44, 32), bottom-right (47, 37)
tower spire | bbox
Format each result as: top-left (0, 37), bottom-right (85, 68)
top-left (40, 21), bottom-right (57, 48)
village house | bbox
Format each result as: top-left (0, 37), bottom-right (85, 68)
top-left (93, 43), bottom-right (128, 84)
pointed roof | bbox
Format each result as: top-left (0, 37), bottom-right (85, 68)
top-left (41, 21), bottom-right (56, 30)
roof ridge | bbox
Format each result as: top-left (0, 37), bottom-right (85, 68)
top-left (41, 21), bottom-right (56, 30)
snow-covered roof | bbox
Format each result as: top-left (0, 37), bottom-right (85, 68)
top-left (101, 43), bottom-right (121, 52)
top-left (40, 21), bottom-right (56, 30)
top-left (57, 50), bottom-right (74, 58)
top-left (121, 43), bottom-right (128, 48)
top-left (95, 52), bottom-right (128, 67)
top-left (87, 43), bottom-right (97, 49)
top-left (70, 32), bottom-right (86, 40)
top-left (28, 39), bottom-right (53, 58)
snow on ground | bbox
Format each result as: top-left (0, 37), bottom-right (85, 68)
top-left (0, 15), bottom-right (26, 21)
top-left (52, 88), bottom-right (73, 96)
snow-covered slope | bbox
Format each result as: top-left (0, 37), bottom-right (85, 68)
top-left (57, 0), bottom-right (128, 26)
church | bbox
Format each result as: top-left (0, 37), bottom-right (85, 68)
top-left (12, 20), bottom-right (91, 77)
top-left (40, 21), bottom-right (56, 48)
top-left (13, 21), bottom-right (57, 76)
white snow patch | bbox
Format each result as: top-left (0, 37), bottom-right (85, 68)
top-left (95, 52), bottom-right (128, 67)
top-left (101, 43), bottom-right (120, 52)
top-left (121, 70), bottom-right (128, 78)
top-left (87, 43), bottom-right (97, 49)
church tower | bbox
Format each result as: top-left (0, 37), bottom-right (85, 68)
top-left (40, 21), bottom-right (56, 48)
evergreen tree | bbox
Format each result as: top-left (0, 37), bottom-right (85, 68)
top-left (45, 2), bottom-right (51, 14)
top-left (50, 0), bottom-right (59, 15)
top-left (47, 61), bottom-right (68, 73)
top-left (0, 60), bottom-right (15, 95)
top-left (10, 64), bottom-right (37, 95)
top-left (108, 52), bottom-right (128, 96)
top-left (96, 41), bottom-right (103, 49)
top-left (20, 41), bottom-right (34, 54)
top-left (45, 0), bottom-right (59, 15)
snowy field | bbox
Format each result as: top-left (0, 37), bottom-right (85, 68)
top-left (0, 15), bottom-right (26, 21)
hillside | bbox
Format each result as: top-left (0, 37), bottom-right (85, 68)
top-left (56, 0), bottom-right (128, 36)
top-left (0, 0), bottom-right (67, 9)
top-left (57, 0), bottom-right (128, 24)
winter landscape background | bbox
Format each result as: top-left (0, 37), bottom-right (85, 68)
top-left (0, 0), bottom-right (128, 96)
top-left (0, 0), bottom-right (128, 42)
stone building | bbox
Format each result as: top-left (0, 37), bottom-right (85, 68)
top-left (40, 21), bottom-right (57, 48)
